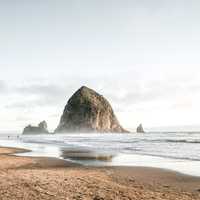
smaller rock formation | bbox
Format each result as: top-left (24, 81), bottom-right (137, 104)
top-left (23, 121), bottom-right (49, 134)
top-left (38, 121), bottom-right (48, 131)
top-left (136, 124), bottom-right (145, 133)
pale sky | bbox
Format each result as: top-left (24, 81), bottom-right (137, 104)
top-left (1, 0), bottom-right (200, 132)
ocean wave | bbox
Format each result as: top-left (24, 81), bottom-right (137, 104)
top-left (131, 151), bottom-right (200, 161)
top-left (165, 139), bottom-right (200, 143)
top-left (156, 139), bottom-right (200, 144)
top-left (138, 138), bottom-right (200, 144)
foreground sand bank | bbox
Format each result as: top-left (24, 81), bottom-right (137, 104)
top-left (0, 147), bottom-right (200, 200)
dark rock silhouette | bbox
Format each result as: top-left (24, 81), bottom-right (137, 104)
top-left (136, 124), bottom-right (145, 133)
top-left (38, 121), bottom-right (48, 130)
top-left (23, 121), bottom-right (49, 134)
top-left (55, 86), bottom-right (129, 133)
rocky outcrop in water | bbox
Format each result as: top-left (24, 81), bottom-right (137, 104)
top-left (23, 121), bottom-right (49, 134)
top-left (136, 124), bottom-right (145, 133)
top-left (55, 86), bottom-right (129, 133)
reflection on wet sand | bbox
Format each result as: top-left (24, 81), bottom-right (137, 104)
top-left (60, 149), bottom-right (115, 161)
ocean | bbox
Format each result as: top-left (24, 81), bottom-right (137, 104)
top-left (0, 132), bottom-right (200, 176)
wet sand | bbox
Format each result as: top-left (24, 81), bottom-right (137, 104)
top-left (0, 147), bottom-right (200, 199)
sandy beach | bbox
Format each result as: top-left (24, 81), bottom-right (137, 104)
top-left (0, 147), bottom-right (199, 200)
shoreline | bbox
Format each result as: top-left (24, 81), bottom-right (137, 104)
top-left (6, 144), bottom-right (200, 177)
top-left (0, 147), bottom-right (200, 199)
top-left (2, 145), bottom-right (200, 180)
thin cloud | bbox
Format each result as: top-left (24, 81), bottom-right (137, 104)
top-left (0, 80), bottom-right (7, 93)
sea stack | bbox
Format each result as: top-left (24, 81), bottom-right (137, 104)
top-left (55, 86), bottom-right (128, 133)
top-left (136, 124), bottom-right (145, 133)
top-left (23, 121), bottom-right (49, 134)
